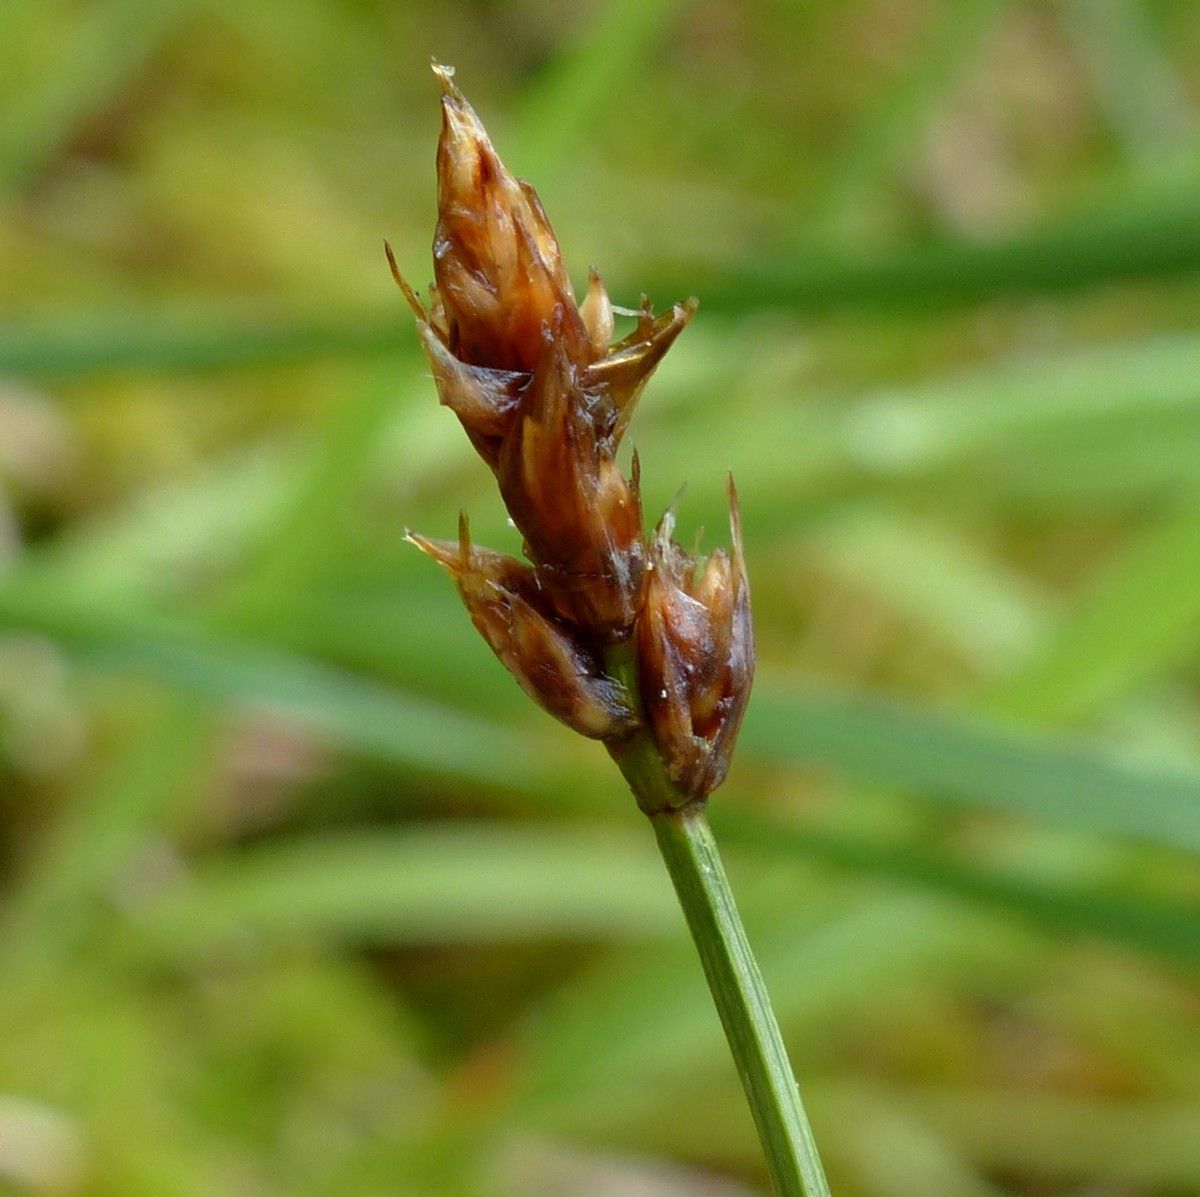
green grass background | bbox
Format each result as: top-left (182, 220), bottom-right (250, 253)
top-left (4, 1), bottom-right (1200, 1193)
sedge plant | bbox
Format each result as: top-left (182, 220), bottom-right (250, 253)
top-left (390, 63), bottom-right (831, 1197)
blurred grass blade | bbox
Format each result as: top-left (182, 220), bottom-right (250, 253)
top-left (894, 1085), bottom-right (1200, 1187)
top-left (745, 684), bottom-right (1200, 855)
top-left (140, 824), bottom-right (673, 951)
top-left (9, 207), bottom-right (1200, 381)
top-left (1, 698), bottom-right (213, 965)
top-left (577, 332), bottom-right (1200, 516)
top-left (681, 186), bottom-right (1200, 315)
top-left (510, 0), bottom-right (685, 186)
top-left (983, 499), bottom-right (1200, 725)
top-left (0, 0), bottom-right (197, 191)
top-left (815, 1083), bottom-right (1007, 1197)
top-left (716, 811), bottom-right (1200, 970)
top-left (1055, 0), bottom-right (1195, 153)
top-left (795, 0), bottom-right (1002, 238)
top-left (0, 303), bottom-right (412, 380)
top-left (802, 509), bottom-right (1051, 674)
top-left (21, 442), bottom-right (296, 607)
top-left (829, 334), bottom-right (1200, 467)
top-left (218, 365), bottom-right (410, 619)
top-left (0, 585), bottom-right (563, 798)
top-left (7, 575), bottom-right (1200, 844)
top-left (514, 892), bottom-right (998, 1132)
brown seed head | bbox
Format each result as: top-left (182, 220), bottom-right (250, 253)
top-left (636, 478), bottom-right (755, 798)
top-left (407, 515), bottom-right (637, 739)
top-left (399, 66), bottom-right (751, 797)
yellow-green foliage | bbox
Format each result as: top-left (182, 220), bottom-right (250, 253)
top-left (3, 1), bottom-right (1200, 1193)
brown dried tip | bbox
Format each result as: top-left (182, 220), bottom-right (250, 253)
top-left (406, 516), bottom-right (637, 740)
top-left (431, 61), bottom-right (581, 373)
top-left (636, 478), bottom-right (755, 799)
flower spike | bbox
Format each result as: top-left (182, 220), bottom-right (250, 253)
top-left (399, 64), bottom-right (751, 787)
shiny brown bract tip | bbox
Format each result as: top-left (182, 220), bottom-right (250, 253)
top-left (407, 515), bottom-right (636, 740)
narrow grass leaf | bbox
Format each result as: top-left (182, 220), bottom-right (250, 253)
top-left (0, 585), bottom-right (561, 797)
top-left (984, 499), bottom-right (1200, 725)
top-left (716, 811), bottom-right (1200, 970)
top-left (745, 684), bottom-right (1200, 855)
top-left (0, 304), bottom-right (411, 380)
top-left (139, 824), bottom-right (673, 951)
top-left (680, 186), bottom-right (1200, 314)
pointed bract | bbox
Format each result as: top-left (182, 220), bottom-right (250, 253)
top-left (586, 297), bottom-right (698, 449)
top-left (387, 241), bottom-right (526, 465)
top-left (580, 267), bottom-right (615, 358)
top-left (407, 516), bottom-right (637, 739)
top-left (415, 322), bottom-right (526, 463)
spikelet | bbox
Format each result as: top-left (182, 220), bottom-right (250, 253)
top-left (398, 64), bottom-right (752, 798)
top-left (636, 479), bottom-right (755, 798)
top-left (407, 516), bottom-right (636, 739)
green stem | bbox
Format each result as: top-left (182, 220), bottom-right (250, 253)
top-left (651, 807), bottom-right (832, 1197)
top-left (606, 647), bottom-right (831, 1196)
